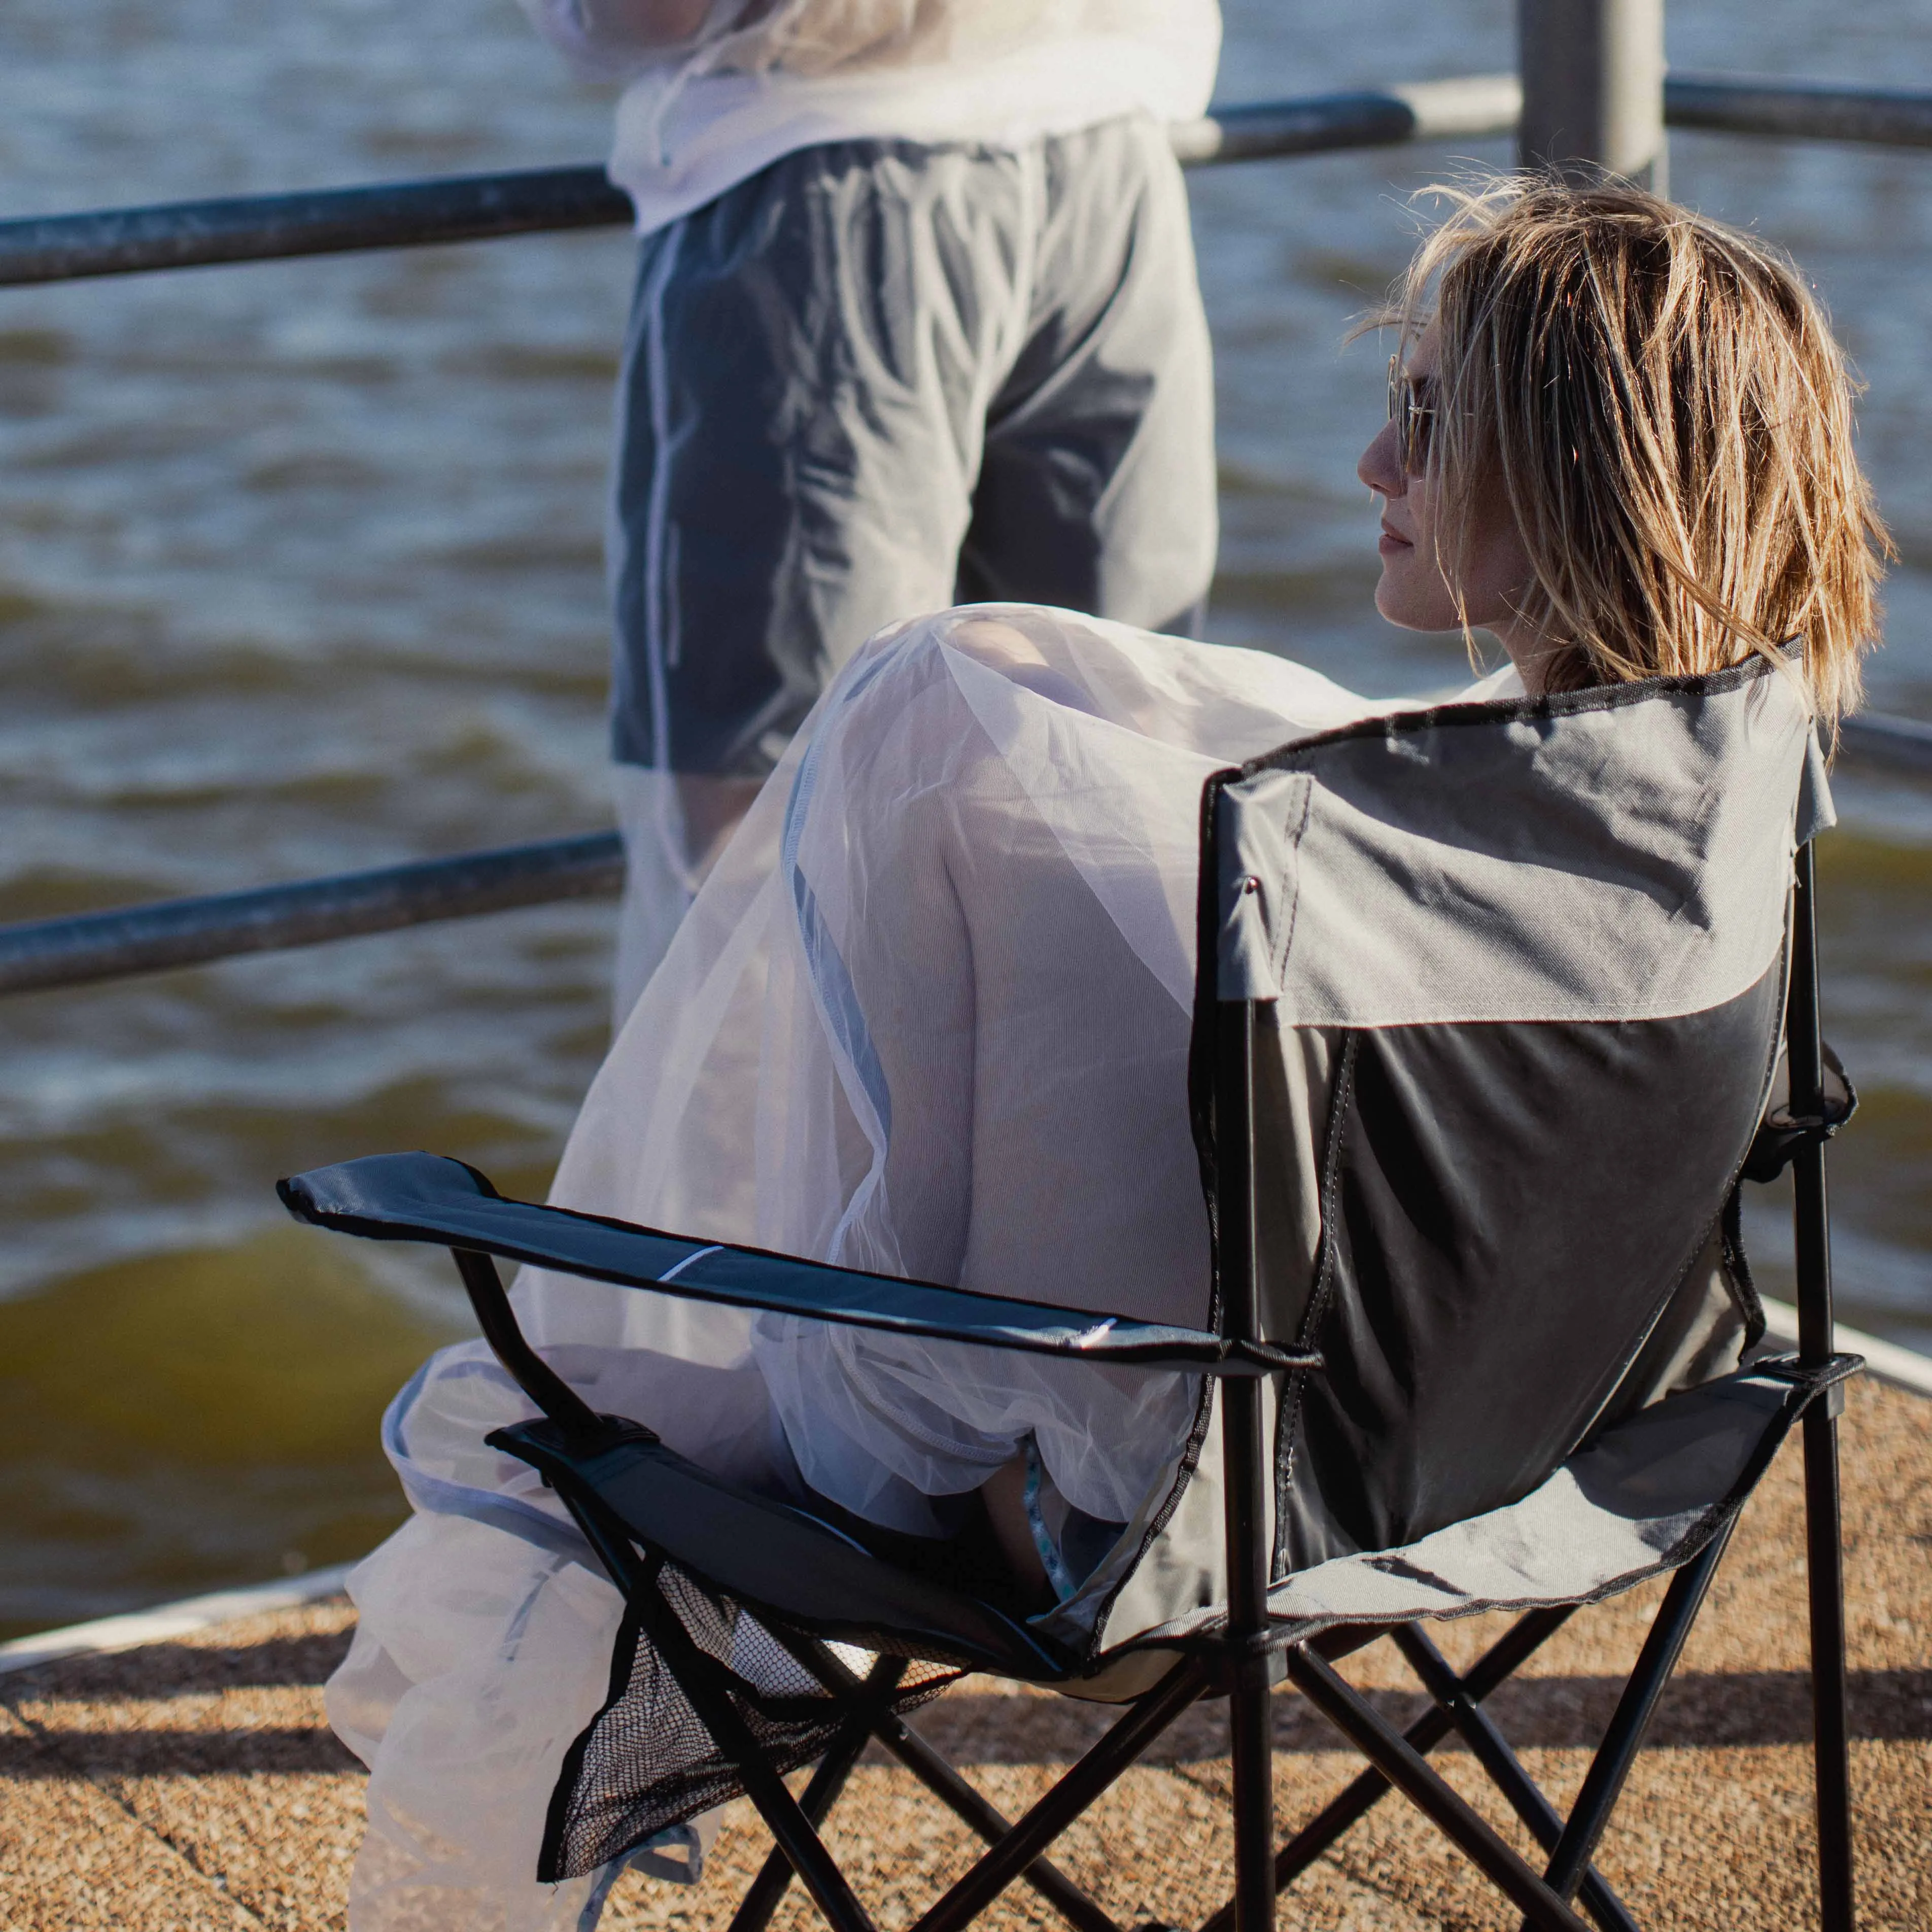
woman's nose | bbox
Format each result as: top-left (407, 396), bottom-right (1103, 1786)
top-left (1358, 418), bottom-right (1406, 498)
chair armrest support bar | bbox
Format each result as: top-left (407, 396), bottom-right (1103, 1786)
top-left (450, 1248), bottom-right (608, 1445)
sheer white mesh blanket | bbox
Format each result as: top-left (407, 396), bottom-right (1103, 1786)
top-left (522, 0), bottom-right (1190, 79)
top-left (329, 607), bottom-right (1505, 1929)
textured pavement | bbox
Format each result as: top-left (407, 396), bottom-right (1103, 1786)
top-left (3, 1377), bottom-right (1928, 1931)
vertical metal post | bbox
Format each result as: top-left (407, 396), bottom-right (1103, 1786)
top-left (1517, 0), bottom-right (1667, 189)
top-left (1788, 843), bottom-right (1856, 1931)
top-left (1217, 994), bottom-right (1276, 1932)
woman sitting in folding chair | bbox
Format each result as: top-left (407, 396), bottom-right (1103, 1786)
top-left (321, 176), bottom-right (1886, 1931)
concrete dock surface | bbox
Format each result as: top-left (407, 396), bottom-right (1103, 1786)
top-left (3, 1376), bottom-right (1927, 1931)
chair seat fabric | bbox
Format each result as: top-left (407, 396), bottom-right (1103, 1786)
top-left (490, 1418), bottom-right (1066, 1680)
top-left (1137, 1359), bottom-right (1849, 1647)
top-left (491, 1355), bottom-right (1851, 1884)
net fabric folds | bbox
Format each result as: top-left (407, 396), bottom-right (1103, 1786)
top-left (330, 607), bottom-right (1428, 1929)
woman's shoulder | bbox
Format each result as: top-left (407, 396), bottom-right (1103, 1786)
top-left (830, 602), bottom-right (1447, 765)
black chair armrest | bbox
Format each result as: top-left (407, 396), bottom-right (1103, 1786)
top-left (279, 1152), bottom-right (1314, 1376)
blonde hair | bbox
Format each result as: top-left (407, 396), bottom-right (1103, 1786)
top-left (1383, 174), bottom-right (1888, 724)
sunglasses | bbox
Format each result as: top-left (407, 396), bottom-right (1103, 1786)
top-left (1387, 355), bottom-right (1436, 475)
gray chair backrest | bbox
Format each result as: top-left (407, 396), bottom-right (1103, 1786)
top-left (1199, 657), bottom-right (1830, 1572)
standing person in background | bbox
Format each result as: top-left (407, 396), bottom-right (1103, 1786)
top-left (519, 2), bottom-right (1224, 1019)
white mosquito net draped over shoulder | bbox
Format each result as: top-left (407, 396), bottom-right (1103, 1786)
top-left (327, 607), bottom-right (1501, 1931)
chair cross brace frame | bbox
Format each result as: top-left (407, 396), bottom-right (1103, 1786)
top-left (543, 1450), bottom-right (1212, 1932)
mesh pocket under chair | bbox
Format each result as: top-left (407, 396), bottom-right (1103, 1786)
top-left (284, 652), bottom-right (1864, 1932)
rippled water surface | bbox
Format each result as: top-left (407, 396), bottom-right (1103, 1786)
top-left (3, 0), bottom-right (1930, 1637)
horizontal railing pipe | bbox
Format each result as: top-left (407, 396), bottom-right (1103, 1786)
top-left (5, 75), bottom-right (1929, 290)
top-left (0, 83), bottom-right (1522, 288)
top-left (1665, 73), bottom-right (1932, 149)
top-left (0, 706), bottom-right (1924, 999)
top-left (1167, 76), bottom-right (1521, 164)
top-left (0, 166), bottom-right (633, 289)
top-left (0, 832), bottom-right (623, 997)
top-left (1838, 711), bottom-right (1932, 776)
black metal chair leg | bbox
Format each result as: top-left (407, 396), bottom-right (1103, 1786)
top-left (1227, 1650), bottom-right (1277, 1932)
top-left (1522, 1520), bottom-right (1737, 1929)
top-left (906, 1657), bottom-right (1211, 1932)
top-left (1789, 841), bottom-right (1857, 1932)
top-left (1394, 1628), bottom-right (1637, 1932)
top-left (728, 1654), bottom-right (909, 1932)
top-left (1195, 1605), bottom-right (1575, 1932)
top-left (1803, 1395), bottom-right (1856, 1932)
top-left (561, 1491), bottom-right (879, 1932)
top-left (871, 1708), bottom-right (1123, 1932)
top-left (730, 1716), bottom-right (876, 1932)
top-left (780, 1630), bottom-right (1123, 1932)
top-left (670, 1649), bottom-right (875, 1932)
top-left (1285, 1646), bottom-right (1593, 1932)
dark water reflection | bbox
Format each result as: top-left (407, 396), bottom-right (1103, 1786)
top-left (1, 0), bottom-right (1928, 1635)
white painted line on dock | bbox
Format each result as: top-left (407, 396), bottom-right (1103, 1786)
top-left (0, 1562), bottom-right (355, 1677)
top-left (1760, 1296), bottom-right (1932, 1398)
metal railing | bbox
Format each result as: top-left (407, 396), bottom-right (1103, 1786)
top-left (3, 67), bottom-right (1929, 997)
top-left (7, 73), bottom-right (1932, 288)
top-left (0, 834), bottom-right (625, 999)
top-left (0, 79), bottom-right (1520, 286)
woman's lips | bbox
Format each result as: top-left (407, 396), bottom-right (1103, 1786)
top-left (1378, 522), bottom-right (1413, 556)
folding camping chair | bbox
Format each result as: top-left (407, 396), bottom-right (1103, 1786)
top-left (283, 658), bottom-right (1863, 1932)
